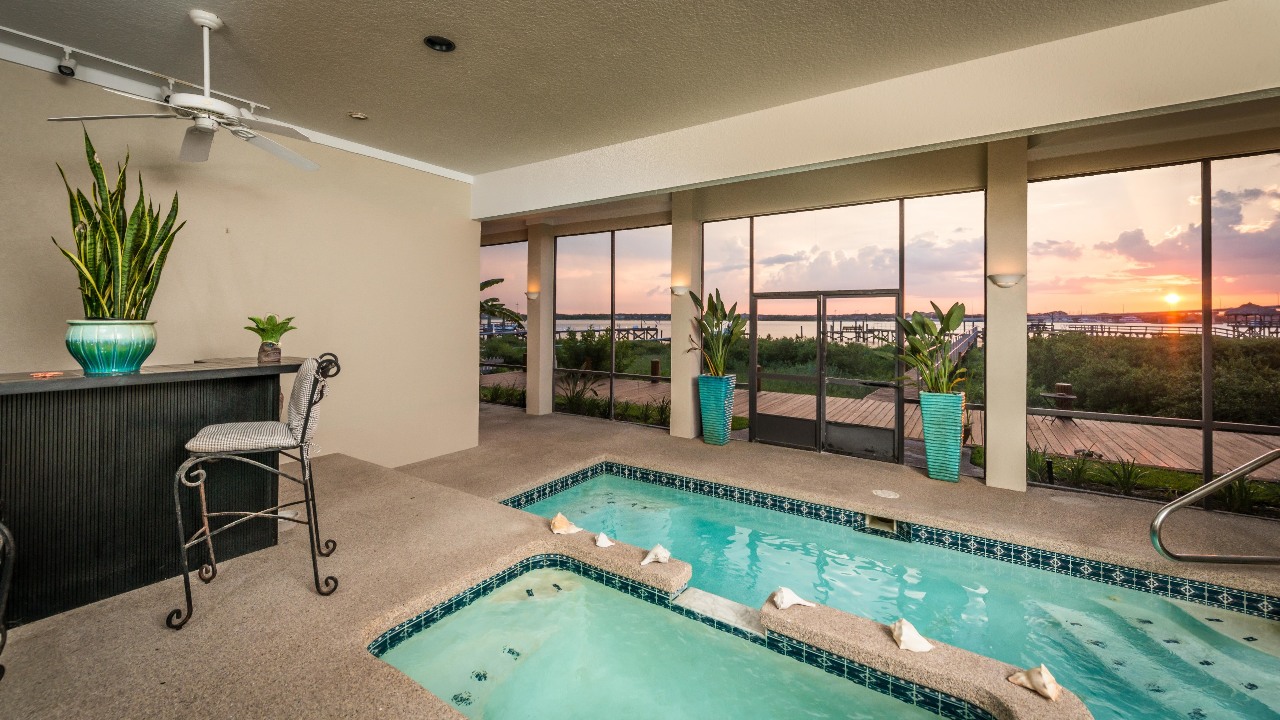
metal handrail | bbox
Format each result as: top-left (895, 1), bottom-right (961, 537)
top-left (1150, 448), bottom-right (1280, 564)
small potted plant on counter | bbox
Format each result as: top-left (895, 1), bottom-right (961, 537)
top-left (688, 290), bottom-right (747, 445)
top-left (51, 131), bottom-right (185, 375)
top-left (897, 302), bottom-right (967, 482)
top-left (244, 314), bottom-right (297, 364)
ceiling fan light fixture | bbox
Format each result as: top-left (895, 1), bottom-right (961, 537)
top-left (45, 9), bottom-right (319, 171)
top-left (423, 35), bottom-right (456, 52)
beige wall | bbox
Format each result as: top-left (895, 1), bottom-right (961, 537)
top-left (0, 61), bottom-right (479, 467)
top-left (669, 191), bottom-right (703, 439)
top-left (1029, 127), bottom-right (1280, 181)
top-left (525, 224), bottom-right (555, 415)
top-left (694, 144), bottom-right (986, 220)
top-left (984, 139), bottom-right (1030, 492)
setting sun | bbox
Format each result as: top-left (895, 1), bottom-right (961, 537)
top-left (1163, 292), bottom-right (1181, 307)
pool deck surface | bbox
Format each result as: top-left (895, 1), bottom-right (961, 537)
top-left (3, 403), bottom-right (1278, 719)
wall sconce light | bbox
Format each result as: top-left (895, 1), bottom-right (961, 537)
top-left (987, 273), bottom-right (1026, 289)
top-left (525, 291), bottom-right (540, 300)
top-left (670, 285), bottom-right (689, 297)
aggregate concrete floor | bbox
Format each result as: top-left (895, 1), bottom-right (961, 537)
top-left (403, 405), bottom-right (1280, 596)
top-left (2, 404), bottom-right (1277, 719)
top-left (0, 453), bottom-right (686, 720)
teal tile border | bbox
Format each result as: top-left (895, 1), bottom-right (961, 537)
top-left (367, 554), bottom-right (993, 720)
top-left (366, 554), bottom-right (675, 657)
top-left (503, 462), bottom-right (1280, 622)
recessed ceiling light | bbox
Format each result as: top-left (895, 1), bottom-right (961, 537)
top-left (348, 112), bottom-right (369, 120)
top-left (423, 35), bottom-right (456, 52)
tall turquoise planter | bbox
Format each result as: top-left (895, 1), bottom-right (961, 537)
top-left (698, 374), bottom-right (736, 446)
top-left (919, 391), bottom-right (964, 482)
top-left (65, 319), bottom-right (157, 376)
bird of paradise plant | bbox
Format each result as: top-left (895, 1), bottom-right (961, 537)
top-left (688, 289), bottom-right (747, 376)
top-left (896, 301), bottom-right (967, 394)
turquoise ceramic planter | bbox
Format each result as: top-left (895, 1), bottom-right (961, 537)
top-left (919, 391), bottom-right (964, 482)
top-left (698, 374), bottom-right (736, 446)
top-left (65, 319), bottom-right (157, 376)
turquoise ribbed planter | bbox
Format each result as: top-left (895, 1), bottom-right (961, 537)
top-left (919, 391), bottom-right (963, 482)
top-left (698, 374), bottom-right (736, 446)
top-left (65, 319), bottom-right (157, 376)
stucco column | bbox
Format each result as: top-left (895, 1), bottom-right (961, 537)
top-left (669, 191), bottom-right (704, 438)
top-left (984, 139), bottom-right (1029, 491)
top-left (526, 223), bottom-right (555, 415)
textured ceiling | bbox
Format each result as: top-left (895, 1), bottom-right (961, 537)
top-left (1, 0), bottom-right (1219, 175)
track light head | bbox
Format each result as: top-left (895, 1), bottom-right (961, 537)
top-left (57, 49), bottom-right (77, 77)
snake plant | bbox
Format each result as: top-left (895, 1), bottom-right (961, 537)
top-left (51, 130), bottom-right (185, 320)
top-left (896, 301), bottom-right (967, 394)
top-left (244, 315), bottom-right (297, 343)
top-left (689, 289), bottom-right (747, 377)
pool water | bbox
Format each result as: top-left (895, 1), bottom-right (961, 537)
top-left (379, 568), bottom-right (939, 719)
top-left (526, 474), bottom-right (1280, 720)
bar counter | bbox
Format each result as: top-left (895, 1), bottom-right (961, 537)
top-left (0, 357), bottom-right (303, 625)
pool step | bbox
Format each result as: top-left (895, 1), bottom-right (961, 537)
top-left (1165, 595), bottom-right (1280, 656)
top-left (1041, 600), bottom-right (1280, 718)
top-left (1110, 595), bottom-right (1280, 713)
top-left (674, 587), bottom-right (766, 637)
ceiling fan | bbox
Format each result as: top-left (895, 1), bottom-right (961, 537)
top-left (47, 9), bottom-right (318, 171)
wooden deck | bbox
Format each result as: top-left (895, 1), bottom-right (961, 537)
top-left (481, 371), bottom-right (1278, 479)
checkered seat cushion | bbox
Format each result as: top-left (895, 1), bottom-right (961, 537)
top-left (185, 421), bottom-right (298, 453)
top-left (185, 358), bottom-right (327, 455)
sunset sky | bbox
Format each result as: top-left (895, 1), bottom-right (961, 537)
top-left (481, 153), bottom-right (1279, 317)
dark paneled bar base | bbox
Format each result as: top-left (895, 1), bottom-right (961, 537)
top-left (0, 358), bottom-right (301, 625)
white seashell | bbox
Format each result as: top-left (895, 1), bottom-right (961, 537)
top-left (771, 587), bottom-right (816, 610)
top-left (595, 532), bottom-right (615, 547)
top-left (640, 544), bottom-right (670, 565)
top-left (890, 619), bottom-right (934, 652)
top-left (550, 512), bottom-right (582, 534)
top-left (1008, 664), bottom-right (1063, 702)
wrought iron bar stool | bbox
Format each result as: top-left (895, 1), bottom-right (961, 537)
top-left (166, 353), bottom-right (340, 630)
top-left (0, 514), bottom-right (13, 681)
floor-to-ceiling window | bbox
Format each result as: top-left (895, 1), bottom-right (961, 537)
top-left (702, 219), bottom-right (751, 433)
top-left (554, 226), bottom-right (673, 427)
top-left (1210, 153), bottom-right (1280, 515)
top-left (904, 192), bottom-right (987, 458)
top-left (478, 241), bottom-right (528, 408)
top-left (700, 192), bottom-right (986, 462)
top-left (1027, 154), bottom-right (1279, 515)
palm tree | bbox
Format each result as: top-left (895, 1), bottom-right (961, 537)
top-left (480, 278), bottom-right (525, 327)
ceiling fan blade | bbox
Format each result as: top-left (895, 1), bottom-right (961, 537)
top-left (239, 132), bottom-right (319, 171)
top-left (235, 116), bottom-right (311, 142)
top-left (102, 86), bottom-right (180, 110)
top-left (48, 114), bottom-right (179, 122)
top-left (179, 127), bottom-right (214, 163)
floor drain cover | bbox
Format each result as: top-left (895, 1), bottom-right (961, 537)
top-left (872, 489), bottom-right (900, 499)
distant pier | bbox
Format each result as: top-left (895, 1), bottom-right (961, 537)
top-left (1028, 321), bottom-right (1280, 339)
